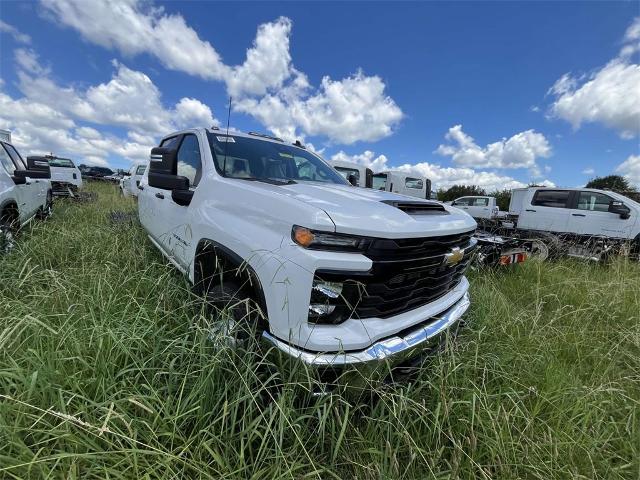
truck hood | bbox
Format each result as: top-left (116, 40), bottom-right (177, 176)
top-left (245, 181), bottom-right (476, 238)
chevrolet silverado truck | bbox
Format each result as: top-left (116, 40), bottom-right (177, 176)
top-left (28, 155), bottom-right (82, 196)
top-left (0, 141), bottom-right (53, 253)
top-left (137, 128), bottom-right (477, 384)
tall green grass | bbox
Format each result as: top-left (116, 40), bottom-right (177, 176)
top-left (0, 182), bottom-right (638, 479)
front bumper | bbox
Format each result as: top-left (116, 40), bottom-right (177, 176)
top-left (262, 291), bottom-right (470, 384)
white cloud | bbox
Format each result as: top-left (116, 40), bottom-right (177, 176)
top-left (616, 154), bottom-right (640, 187)
top-left (238, 72), bottom-right (403, 144)
top-left (582, 167), bottom-right (595, 175)
top-left (548, 17), bottom-right (640, 139)
top-left (435, 125), bottom-right (552, 175)
top-left (327, 149), bottom-right (555, 192)
top-left (0, 20), bottom-right (31, 44)
top-left (15, 51), bottom-right (216, 137)
top-left (41, 0), bottom-right (403, 145)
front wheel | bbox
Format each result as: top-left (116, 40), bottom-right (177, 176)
top-left (37, 191), bottom-right (53, 220)
top-left (204, 282), bottom-right (264, 348)
top-left (526, 239), bottom-right (549, 261)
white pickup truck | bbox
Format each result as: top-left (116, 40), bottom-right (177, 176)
top-left (507, 187), bottom-right (640, 259)
top-left (120, 162), bottom-right (147, 197)
top-left (450, 196), bottom-right (504, 220)
top-left (138, 128), bottom-right (477, 385)
top-left (329, 160), bottom-right (373, 188)
top-left (28, 155), bottom-right (82, 196)
top-left (0, 141), bottom-right (53, 253)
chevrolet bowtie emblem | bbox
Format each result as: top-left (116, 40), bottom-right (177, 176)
top-left (443, 247), bottom-right (465, 266)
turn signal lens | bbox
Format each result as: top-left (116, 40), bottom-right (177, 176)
top-left (293, 226), bottom-right (315, 247)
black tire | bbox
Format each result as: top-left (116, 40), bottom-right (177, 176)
top-left (0, 214), bottom-right (18, 255)
top-left (36, 191), bottom-right (53, 220)
top-left (204, 282), bottom-right (264, 347)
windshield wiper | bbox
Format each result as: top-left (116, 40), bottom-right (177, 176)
top-left (236, 177), bottom-right (296, 185)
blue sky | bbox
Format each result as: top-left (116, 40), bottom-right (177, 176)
top-left (0, 1), bottom-right (638, 190)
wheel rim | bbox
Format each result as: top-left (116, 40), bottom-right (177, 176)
top-left (0, 227), bottom-right (16, 254)
top-left (529, 239), bottom-right (549, 261)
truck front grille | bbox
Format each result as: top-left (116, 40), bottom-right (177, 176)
top-left (315, 230), bottom-right (476, 319)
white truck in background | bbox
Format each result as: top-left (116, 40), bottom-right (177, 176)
top-left (450, 196), bottom-right (505, 221)
top-left (372, 171), bottom-right (432, 200)
top-left (120, 162), bottom-right (147, 197)
top-left (330, 160), bottom-right (373, 188)
top-left (28, 155), bottom-right (83, 196)
top-left (0, 130), bottom-right (11, 143)
top-left (487, 187), bottom-right (640, 261)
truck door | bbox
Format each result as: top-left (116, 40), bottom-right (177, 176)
top-left (567, 191), bottom-right (634, 239)
top-left (156, 133), bottom-right (202, 268)
top-left (402, 176), bottom-right (426, 199)
top-left (517, 189), bottom-right (571, 232)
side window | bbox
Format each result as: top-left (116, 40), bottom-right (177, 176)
top-left (472, 198), bottom-right (489, 206)
top-left (0, 144), bottom-right (16, 175)
top-left (160, 136), bottom-right (180, 149)
top-left (453, 198), bottom-right (470, 206)
top-left (577, 191), bottom-right (612, 212)
top-left (532, 190), bottom-right (570, 208)
top-left (136, 165), bottom-right (146, 175)
top-left (176, 134), bottom-right (202, 186)
top-left (4, 143), bottom-right (26, 170)
top-left (405, 177), bottom-right (423, 189)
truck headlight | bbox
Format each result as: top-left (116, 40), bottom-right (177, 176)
top-left (292, 226), bottom-right (370, 252)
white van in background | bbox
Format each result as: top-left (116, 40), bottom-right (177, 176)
top-left (329, 160), bottom-right (373, 188)
top-left (372, 171), bottom-right (432, 200)
top-left (120, 162), bottom-right (147, 197)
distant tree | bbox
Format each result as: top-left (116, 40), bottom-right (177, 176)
top-left (586, 175), bottom-right (636, 192)
top-left (488, 189), bottom-right (511, 211)
top-left (437, 185), bottom-right (487, 202)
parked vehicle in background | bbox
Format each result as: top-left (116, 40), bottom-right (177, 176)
top-left (120, 162), bottom-right (147, 197)
top-left (329, 160), bottom-right (373, 188)
top-left (372, 171), bottom-right (433, 199)
top-left (138, 128), bottom-right (477, 389)
top-left (0, 141), bottom-right (53, 253)
top-left (451, 196), bottom-right (505, 221)
top-left (28, 155), bottom-right (82, 197)
top-left (506, 187), bottom-right (640, 260)
top-left (82, 166), bottom-right (114, 181)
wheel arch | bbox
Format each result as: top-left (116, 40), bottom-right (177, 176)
top-left (193, 238), bottom-right (268, 315)
top-left (0, 198), bottom-right (20, 223)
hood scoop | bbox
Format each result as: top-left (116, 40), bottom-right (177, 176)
top-left (381, 200), bottom-right (448, 215)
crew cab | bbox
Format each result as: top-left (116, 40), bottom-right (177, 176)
top-left (28, 155), bottom-right (82, 196)
top-left (138, 128), bottom-right (477, 384)
top-left (508, 187), bottom-right (640, 257)
top-left (0, 141), bottom-right (53, 253)
top-left (372, 171), bottom-right (432, 200)
top-left (120, 162), bottom-right (147, 197)
top-left (450, 196), bottom-right (504, 220)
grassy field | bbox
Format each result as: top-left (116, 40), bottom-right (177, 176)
top-left (0, 182), bottom-right (638, 479)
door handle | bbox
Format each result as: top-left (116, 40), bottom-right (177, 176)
top-left (525, 209), bottom-right (536, 212)
top-left (155, 192), bottom-right (164, 199)
top-left (572, 213), bottom-right (586, 217)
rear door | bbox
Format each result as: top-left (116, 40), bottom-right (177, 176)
top-left (567, 190), bottom-right (634, 239)
top-left (517, 189), bottom-right (571, 232)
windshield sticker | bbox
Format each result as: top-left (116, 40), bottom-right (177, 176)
top-left (217, 136), bottom-right (235, 143)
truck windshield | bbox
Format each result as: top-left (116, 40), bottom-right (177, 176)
top-left (372, 173), bottom-right (387, 190)
top-left (48, 157), bottom-right (75, 168)
top-left (207, 133), bottom-right (347, 185)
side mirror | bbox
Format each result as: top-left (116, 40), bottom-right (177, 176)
top-left (150, 147), bottom-right (177, 174)
top-left (347, 174), bottom-right (358, 186)
top-left (148, 172), bottom-right (189, 190)
top-left (14, 169), bottom-right (51, 180)
top-left (172, 189), bottom-right (194, 207)
top-left (11, 175), bottom-right (27, 185)
top-left (609, 200), bottom-right (631, 219)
